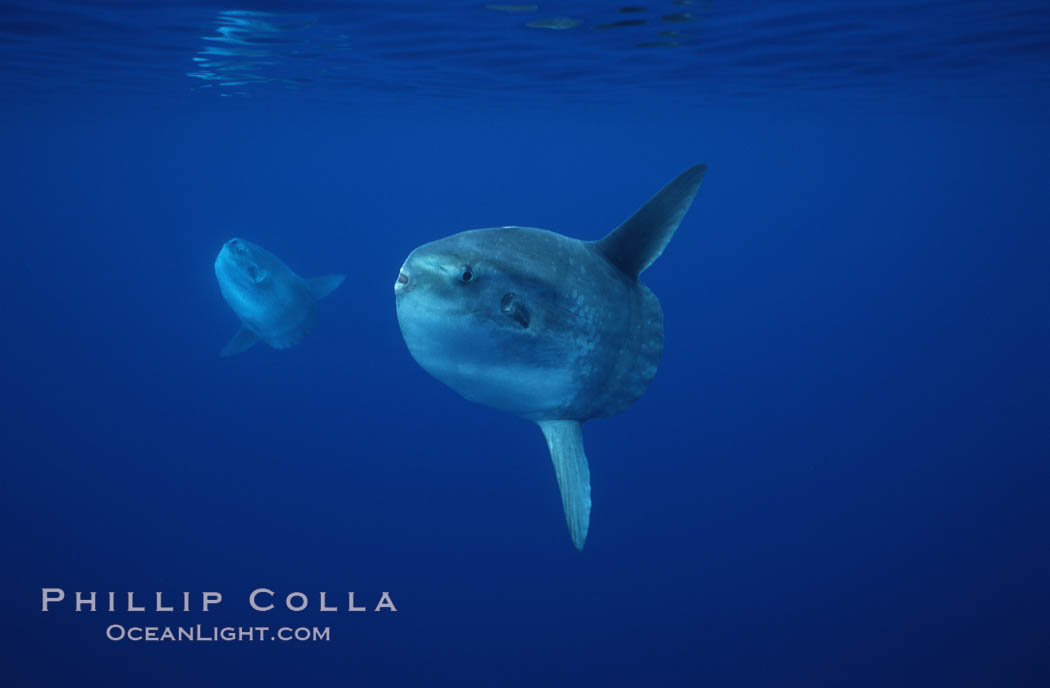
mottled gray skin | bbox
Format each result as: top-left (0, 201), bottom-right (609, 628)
top-left (395, 227), bottom-right (662, 422)
top-left (215, 238), bottom-right (344, 355)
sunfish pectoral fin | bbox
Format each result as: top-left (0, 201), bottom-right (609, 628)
top-left (538, 420), bottom-right (592, 550)
top-left (594, 163), bottom-right (707, 277)
top-left (307, 274), bottom-right (346, 300)
top-left (220, 326), bottom-right (259, 357)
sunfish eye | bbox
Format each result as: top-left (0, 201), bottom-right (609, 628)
top-left (459, 265), bottom-right (475, 283)
top-left (245, 264), bottom-right (266, 283)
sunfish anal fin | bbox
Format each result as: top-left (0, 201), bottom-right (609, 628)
top-left (307, 274), bottom-right (346, 300)
top-left (538, 420), bottom-right (592, 550)
top-left (220, 326), bottom-right (259, 357)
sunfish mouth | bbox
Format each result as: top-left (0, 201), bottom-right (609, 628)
top-left (394, 262), bottom-right (411, 293)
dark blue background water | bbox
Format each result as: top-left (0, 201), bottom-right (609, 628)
top-left (2, 2), bottom-right (1048, 686)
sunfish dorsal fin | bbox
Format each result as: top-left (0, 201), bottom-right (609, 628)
top-left (538, 420), bottom-right (592, 550)
top-left (307, 274), bottom-right (346, 300)
top-left (595, 164), bottom-right (707, 277)
top-left (221, 326), bottom-right (259, 357)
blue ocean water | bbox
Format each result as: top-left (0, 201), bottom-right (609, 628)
top-left (2, 1), bottom-right (1048, 686)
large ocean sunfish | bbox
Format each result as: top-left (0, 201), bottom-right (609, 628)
top-left (394, 165), bottom-right (707, 549)
top-left (215, 238), bottom-right (345, 357)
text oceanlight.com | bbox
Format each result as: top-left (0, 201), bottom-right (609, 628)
top-left (106, 624), bottom-right (331, 642)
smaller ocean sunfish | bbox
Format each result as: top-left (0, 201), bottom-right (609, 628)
top-left (214, 238), bottom-right (345, 357)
